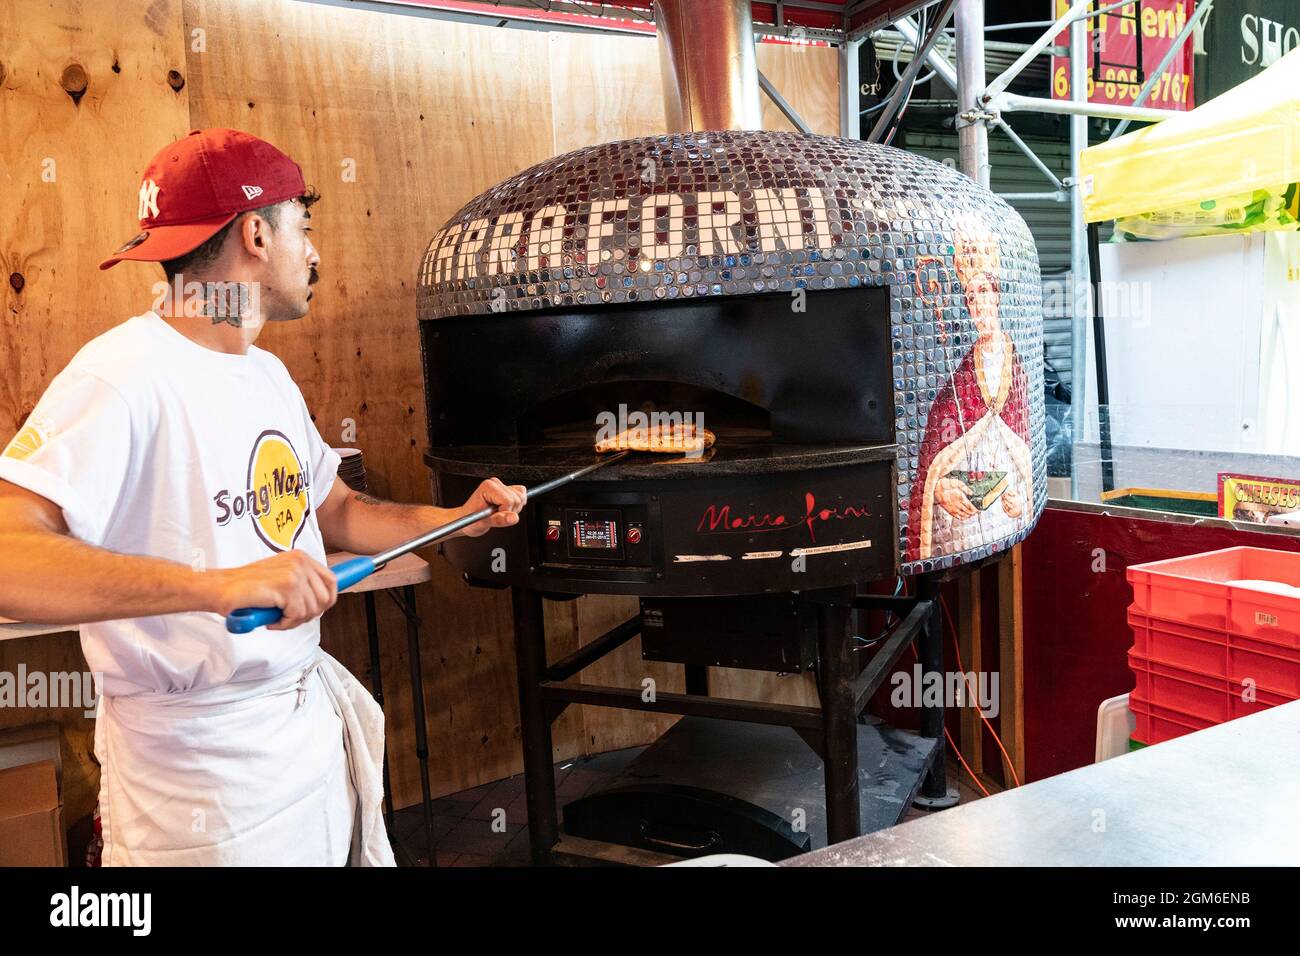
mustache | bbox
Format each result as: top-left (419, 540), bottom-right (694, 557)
top-left (308, 268), bottom-right (320, 286)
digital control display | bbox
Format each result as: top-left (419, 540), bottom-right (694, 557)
top-left (572, 519), bottom-right (618, 550)
top-left (542, 505), bottom-right (649, 567)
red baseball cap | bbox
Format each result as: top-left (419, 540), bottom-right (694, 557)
top-left (99, 128), bottom-right (307, 270)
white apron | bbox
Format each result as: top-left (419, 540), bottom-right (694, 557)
top-left (95, 649), bottom-right (395, 867)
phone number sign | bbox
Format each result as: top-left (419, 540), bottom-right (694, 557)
top-left (1051, 0), bottom-right (1197, 112)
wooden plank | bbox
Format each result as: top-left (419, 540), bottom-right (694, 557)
top-left (997, 544), bottom-right (1026, 785)
top-left (0, 621), bottom-right (76, 641)
top-left (956, 568), bottom-right (984, 777)
top-left (574, 593), bottom-right (682, 756)
top-left (708, 668), bottom-right (820, 708)
top-left (755, 42), bottom-right (841, 135)
top-left (548, 32), bottom-right (842, 147)
top-left (547, 32), bottom-right (666, 155)
top-left (0, 0), bottom-right (191, 853)
top-left (0, 0), bottom-right (191, 440)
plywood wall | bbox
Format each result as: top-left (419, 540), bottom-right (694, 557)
top-left (0, 0), bottom-right (193, 837)
top-left (0, 0), bottom-right (841, 820)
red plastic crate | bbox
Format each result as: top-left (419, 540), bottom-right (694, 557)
top-left (1230, 634), bottom-right (1300, 697)
top-left (1128, 693), bottom-right (1212, 744)
top-left (1126, 610), bottom-right (1300, 696)
top-left (1128, 649), bottom-right (1297, 719)
top-left (1128, 546), bottom-right (1300, 642)
top-left (1126, 548), bottom-right (1300, 746)
top-left (1129, 687), bottom-right (1298, 744)
top-left (1127, 609), bottom-right (1227, 673)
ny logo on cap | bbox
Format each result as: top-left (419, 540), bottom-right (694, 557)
top-left (138, 179), bottom-right (160, 221)
top-left (242, 184), bottom-right (264, 200)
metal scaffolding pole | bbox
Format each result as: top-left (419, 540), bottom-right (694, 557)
top-left (998, 191), bottom-right (1070, 202)
top-left (840, 36), bottom-right (863, 138)
top-left (1069, 10), bottom-right (1091, 498)
top-left (892, 15), bottom-right (958, 90)
top-left (759, 70), bottom-right (813, 134)
top-left (996, 91), bottom-right (1173, 123)
top-left (868, 0), bottom-right (958, 144)
top-left (894, 15), bottom-right (1063, 193)
top-left (954, 0), bottom-right (987, 185)
top-left (993, 117), bottom-right (1064, 190)
top-left (983, 0), bottom-right (1090, 103)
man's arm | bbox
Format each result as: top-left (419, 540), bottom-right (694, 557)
top-left (315, 476), bottom-right (527, 556)
top-left (0, 479), bottom-right (338, 630)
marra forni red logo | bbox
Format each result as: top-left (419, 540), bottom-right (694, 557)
top-left (696, 492), bottom-right (871, 544)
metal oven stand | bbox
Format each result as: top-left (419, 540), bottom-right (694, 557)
top-left (509, 573), bottom-right (955, 865)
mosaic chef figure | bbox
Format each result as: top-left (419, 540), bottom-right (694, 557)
top-left (908, 212), bottom-right (1034, 563)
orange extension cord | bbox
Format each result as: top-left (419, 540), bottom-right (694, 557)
top-left (938, 593), bottom-right (1023, 788)
top-left (907, 643), bottom-right (990, 798)
top-left (892, 578), bottom-right (1023, 796)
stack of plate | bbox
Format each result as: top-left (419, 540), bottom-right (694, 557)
top-left (334, 448), bottom-right (368, 492)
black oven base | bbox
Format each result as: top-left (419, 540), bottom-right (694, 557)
top-left (509, 577), bottom-right (955, 866)
top-left (561, 717), bottom-right (941, 860)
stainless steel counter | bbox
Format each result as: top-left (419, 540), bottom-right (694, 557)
top-left (784, 700), bottom-right (1300, 866)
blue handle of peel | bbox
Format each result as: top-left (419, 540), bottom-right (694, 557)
top-left (224, 605), bottom-right (285, 634)
top-left (330, 555), bottom-right (378, 591)
top-left (225, 555), bottom-right (379, 633)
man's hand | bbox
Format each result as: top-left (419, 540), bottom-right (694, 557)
top-left (206, 550), bottom-right (338, 631)
top-left (935, 477), bottom-right (977, 520)
top-left (457, 477), bottom-right (528, 538)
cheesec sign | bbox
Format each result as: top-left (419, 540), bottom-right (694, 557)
top-left (1194, 0), bottom-right (1300, 100)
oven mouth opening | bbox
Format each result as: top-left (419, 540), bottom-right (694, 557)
top-left (429, 380), bottom-right (898, 480)
top-left (425, 435), bottom-right (897, 483)
top-left (520, 380), bottom-right (772, 450)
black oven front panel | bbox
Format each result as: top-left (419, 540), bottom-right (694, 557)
top-left (434, 460), bottom-right (897, 597)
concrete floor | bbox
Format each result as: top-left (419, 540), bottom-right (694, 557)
top-left (391, 746), bottom-right (992, 867)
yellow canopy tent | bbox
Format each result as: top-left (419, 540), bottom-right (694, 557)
top-left (1080, 46), bottom-right (1300, 238)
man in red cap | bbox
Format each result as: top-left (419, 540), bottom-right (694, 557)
top-left (0, 128), bottom-right (526, 866)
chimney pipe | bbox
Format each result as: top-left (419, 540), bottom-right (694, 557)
top-left (655, 0), bottom-right (763, 132)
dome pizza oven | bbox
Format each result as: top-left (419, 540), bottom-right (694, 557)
top-left (417, 130), bottom-right (1045, 596)
top-left (413, 0), bottom-right (1047, 862)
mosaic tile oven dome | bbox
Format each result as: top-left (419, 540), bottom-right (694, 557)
top-left (418, 130), bottom-right (1046, 574)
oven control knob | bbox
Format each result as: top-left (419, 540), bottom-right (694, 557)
top-left (627, 527), bottom-right (642, 545)
top-left (545, 525), bottom-right (561, 542)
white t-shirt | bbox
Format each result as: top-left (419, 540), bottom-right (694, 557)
top-left (0, 311), bottom-right (341, 697)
